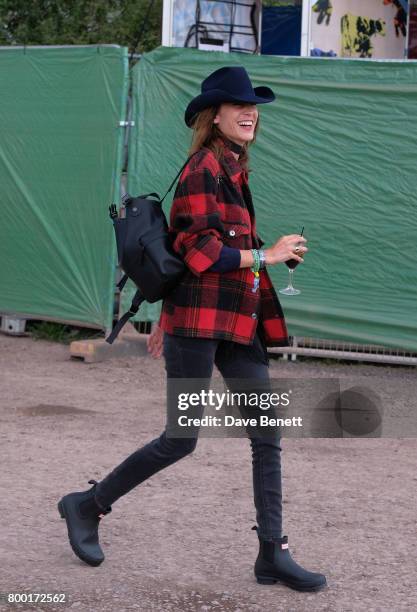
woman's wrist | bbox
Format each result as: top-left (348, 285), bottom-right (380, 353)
top-left (264, 248), bottom-right (276, 265)
top-left (239, 249), bottom-right (270, 269)
top-left (239, 250), bottom-right (255, 268)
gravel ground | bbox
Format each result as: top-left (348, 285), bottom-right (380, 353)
top-left (0, 333), bottom-right (416, 612)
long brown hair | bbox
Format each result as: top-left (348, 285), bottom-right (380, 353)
top-left (188, 105), bottom-right (260, 173)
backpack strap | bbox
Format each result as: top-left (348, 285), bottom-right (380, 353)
top-left (116, 273), bottom-right (129, 291)
top-left (105, 289), bottom-right (145, 344)
top-left (119, 153), bottom-right (200, 209)
top-left (160, 151), bottom-right (200, 204)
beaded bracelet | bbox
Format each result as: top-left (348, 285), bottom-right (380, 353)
top-left (251, 249), bottom-right (260, 274)
top-left (251, 249), bottom-right (260, 293)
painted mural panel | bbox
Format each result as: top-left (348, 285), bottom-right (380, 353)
top-left (310, 0), bottom-right (408, 58)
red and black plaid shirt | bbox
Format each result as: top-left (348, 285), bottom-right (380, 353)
top-left (158, 141), bottom-right (289, 347)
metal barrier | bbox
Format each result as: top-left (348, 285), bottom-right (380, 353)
top-left (269, 336), bottom-right (417, 366)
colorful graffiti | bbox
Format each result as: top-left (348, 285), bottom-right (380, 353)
top-left (312, 0), bottom-right (333, 26)
top-left (341, 13), bottom-right (386, 58)
top-left (383, 0), bottom-right (407, 37)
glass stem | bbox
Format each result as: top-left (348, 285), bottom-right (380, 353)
top-left (288, 269), bottom-right (294, 289)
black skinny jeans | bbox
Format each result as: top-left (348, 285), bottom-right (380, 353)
top-left (95, 328), bottom-right (283, 541)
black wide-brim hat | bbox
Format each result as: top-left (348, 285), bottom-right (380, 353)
top-left (185, 66), bottom-right (275, 127)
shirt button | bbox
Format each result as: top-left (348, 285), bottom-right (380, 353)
top-left (251, 313), bottom-right (257, 319)
top-left (229, 229), bottom-right (236, 236)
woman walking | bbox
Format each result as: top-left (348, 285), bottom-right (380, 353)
top-left (58, 66), bottom-right (327, 592)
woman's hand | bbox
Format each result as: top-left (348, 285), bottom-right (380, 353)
top-left (147, 323), bottom-right (164, 359)
top-left (264, 234), bottom-right (308, 265)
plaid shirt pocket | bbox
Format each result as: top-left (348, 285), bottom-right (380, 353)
top-left (221, 220), bottom-right (252, 249)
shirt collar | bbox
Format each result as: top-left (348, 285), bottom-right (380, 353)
top-left (215, 137), bottom-right (245, 184)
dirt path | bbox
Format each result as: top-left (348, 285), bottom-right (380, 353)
top-left (0, 334), bottom-right (416, 612)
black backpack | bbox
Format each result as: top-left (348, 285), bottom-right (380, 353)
top-left (106, 153), bottom-right (198, 344)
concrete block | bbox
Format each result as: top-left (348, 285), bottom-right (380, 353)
top-left (1, 316), bottom-right (27, 335)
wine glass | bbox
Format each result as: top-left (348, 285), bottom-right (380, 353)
top-left (279, 242), bottom-right (305, 296)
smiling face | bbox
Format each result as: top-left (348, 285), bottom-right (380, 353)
top-left (213, 102), bottom-right (258, 146)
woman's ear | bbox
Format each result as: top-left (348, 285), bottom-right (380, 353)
top-left (213, 114), bottom-right (220, 125)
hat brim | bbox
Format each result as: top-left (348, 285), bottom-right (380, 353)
top-left (185, 86), bottom-right (276, 127)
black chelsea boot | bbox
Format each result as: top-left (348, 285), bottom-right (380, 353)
top-left (58, 479), bottom-right (112, 567)
top-left (252, 526), bottom-right (327, 592)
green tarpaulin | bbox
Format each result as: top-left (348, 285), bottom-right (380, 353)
top-left (0, 45), bottom-right (128, 329)
top-left (124, 46), bottom-right (417, 351)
